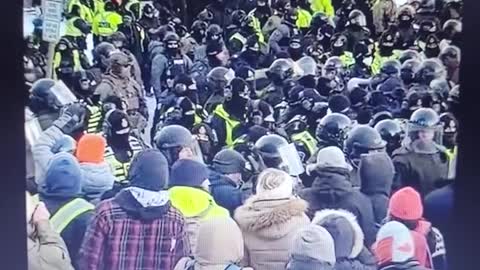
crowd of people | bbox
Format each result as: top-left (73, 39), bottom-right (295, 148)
top-left (24, 0), bottom-right (461, 269)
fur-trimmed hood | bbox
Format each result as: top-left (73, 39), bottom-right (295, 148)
top-left (312, 209), bottom-right (365, 259)
top-left (234, 196), bottom-right (310, 239)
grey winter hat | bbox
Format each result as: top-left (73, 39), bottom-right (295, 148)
top-left (212, 149), bottom-right (247, 174)
top-left (290, 224), bottom-right (336, 265)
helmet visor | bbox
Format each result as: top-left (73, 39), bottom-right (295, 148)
top-left (277, 143), bottom-right (305, 176)
top-left (405, 123), bottom-right (443, 146)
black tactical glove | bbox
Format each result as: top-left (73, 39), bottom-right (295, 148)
top-left (54, 103), bottom-right (87, 135)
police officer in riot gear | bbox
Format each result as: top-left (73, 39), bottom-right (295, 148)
top-left (28, 79), bottom-right (63, 130)
top-left (400, 59), bottom-right (421, 88)
top-left (410, 58), bottom-right (446, 93)
top-left (392, 108), bottom-right (449, 196)
top-left (327, 33), bottom-right (355, 67)
top-left (268, 7), bottom-right (300, 55)
top-left (440, 19), bottom-right (461, 49)
top-left (343, 9), bottom-right (370, 52)
top-left (264, 58), bottom-right (295, 112)
top-left (375, 119), bottom-right (404, 156)
top-left (349, 39), bottom-right (373, 78)
top-left (102, 108), bottom-right (146, 186)
top-left (154, 124), bottom-right (201, 167)
top-left (318, 56), bottom-right (347, 96)
top-left (395, 5), bottom-right (417, 50)
top-left (315, 113), bottom-right (352, 151)
top-left (209, 77), bottom-right (250, 149)
top-left (345, 125), bottom-right (387, 187)
top-left (371, 32), bottom-right (399, 75)
top-left (439, 45), bottom-right (461, 85)
top-left (89, 42), bottom-right (116, 84)
top-left (95, 51), bottom-right (148, 135)
top-left (202, 66), bottom-right (234, 112)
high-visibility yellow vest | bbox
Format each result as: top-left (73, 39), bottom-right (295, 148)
top-left (93, 0), bottom-right (105, 14)
top-left (104, 136), bottom-right (143, 183)
top-left (53, 50), bottom-right (82, 79)
top-left (311, 0), bottom-right (335, 18)
top-left (68, 0), bottom-right (94, 24)
top-left (50, 198), bottom-right (94, 234)
top-left (291, 131), bottom-right (318, 157)
top-left (93, 11), bottom-right (123, 36)
top-left (340, 51), bottom-right (355, 68)
top-left (249, 15), bottom-right (266, 44)
top-left (86, 105), bottom-right (102, 134)
top-left (230, 135), bottom-right (247, 149)
top-left (371, 49), bottom-right (402, 75)
top-left (213, 104), bottom-right (241, 147)
top-left (296, 9), bottom-right (312, 29)
top-left (65, 17), bottom-right (84, 37)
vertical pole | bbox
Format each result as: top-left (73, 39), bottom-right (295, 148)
top-left (46, 42), bottom-right (56, 78)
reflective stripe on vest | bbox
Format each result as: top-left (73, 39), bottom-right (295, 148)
top-left (229, 32), bottom-right (247, 46)
top-left (50, 198), bottom-right (94, 234)
top-left (86, 105), bottom-right (102, 133)
top-left (65, 17), bottom-right (83, 37)
top-left (213, 104), bottom-right (241, 146)
top-left (291, 131), bottom-right (318, 156)
top-left (104, 136), bottom-right (143, 183)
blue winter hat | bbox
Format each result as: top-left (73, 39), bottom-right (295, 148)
top-left (42, 152), bottom-right (82, 197)
top-left (169, 159), bottom-right (209, 188)
top-left (128, 149), bottom-right (169, 191)
top-left (51, 134), bottom-right (77, 154)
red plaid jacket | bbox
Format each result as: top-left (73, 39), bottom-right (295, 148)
top-left (78, 196), bottom-right (190, 270)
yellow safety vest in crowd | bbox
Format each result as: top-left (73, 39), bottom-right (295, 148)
top-left (50, 198), bottom-right (94, 234)
top-left (86, 105), bottom-right (102, 134)
top-left (371, 49), bottom-right (402, 75)
top-left (65, 17), bottom-right (84, 37)
top-left (310, 0), bottom-right (335, 18)
top-left (340, 51), bottom-right (355, 67)
top-left (249, 15), bottom-right (266, 44)
top-left (213, 104), bottom-right (241, 147)
top-left (296, 8), bottom-right (312, 29)
top-left (291, 131), bottom-right (318, 157)
top-left (230, 135), bottom-right (247, 149)
top-left (104, 136), bottom-right (143, 183)
top-left (68, 0), bottom-right (94, 24)
top-left (92, 11), bottom-right (123, 36)
top-left (53, 50), bottom-right (82, 78)
top-left (93, 0), bottom-right (105, 14)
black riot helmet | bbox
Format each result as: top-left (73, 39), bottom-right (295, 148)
top-left (331, 33), bottom-right (348, 54)
top-left (418, 0), bottom-right (436, 13)
top-left (348, 9), bottom-right (367, 27)
top-left (398, 49), bottom-right (421, 64)
top-left (154, 124), bottom-right (197, 166)
top-left (207, 66), bottom-right (231, 92)
top-left (267, 58), bottom-right (295, 84)
top-left (197, 8), bottom-right (214, 23)
top-left (345, 125), bottom-right (387, 161)
top-left (442, 19), bottom-right (462, 39)
top-left (254, 134), bottom-right (289, 169)
top-left (231, 10), bottom-right (247, 26)
top-left (310, 12), bottom-right (331, 30)
top-left (142, 3), bottom-right (155, 18)
top-left (316, 113), bottom-right (352, 149)
top-left (417, 58), bottom-right (446, 85)
top-left (406, 108), bottom-right (442, 145)
top-left (374, 119), bottom-right (403, 155)
top-left (439, 112), bottom-right (457, 149)
top-left (72, 70), bottom-right (95, 97)
top-left (401, 59), bottom-right (421, 85)
top-left (323, 56), bottom-right (344, 78)
top-left (163, 32), bottom-right (180, 51)
top-left (206, 24), bottom-right (223, 42)
top-left (380, 59), bottom-right (402, 76)
top-left (28, 78), bottom-right (62, 113)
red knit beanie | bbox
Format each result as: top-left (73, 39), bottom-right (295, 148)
top-left (76, 134), bottom-right (106, 164)
top-left (388, 187), bottom-right (423, 220)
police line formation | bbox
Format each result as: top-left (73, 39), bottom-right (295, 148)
top-left (23, 0), bottom-right (460, 269)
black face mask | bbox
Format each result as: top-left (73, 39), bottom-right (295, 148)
top-left (289, 47), bottom-right (303, 60)
top-left (425, 46), bottom-right (440, 58)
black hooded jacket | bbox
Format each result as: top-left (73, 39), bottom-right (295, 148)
top-left (299, 166), bottom-right (378, 246)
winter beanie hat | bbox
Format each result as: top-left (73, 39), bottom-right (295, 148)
top-left (328, 94), bottom-right (351, 113)
top-left (290, 224), bottom-right (336, 265)
top-left (169, 159), bottom-right (209, 188)
top-left (315, 146), bottom-right (351, 170)
top-left (389, 187), bottom-right (423, 220)
top-left (51, 134), bottom-right (77, 154)
top-left (128, 149), bottom-right (169, 191)
top-left (349, 87), bottom-right (368, 107)
top-left (213, 149), bottom-right (247, 174)
top-left (76, 134), bottom-right (106, 164)
top-left (256, 168), bottom-right (294, 199)
top-left (373, 221), bottom-right (415, 266)
top-left (106, 109), bottom-right (131, 135)
top-left (43, 152), bottom-right (83, 197)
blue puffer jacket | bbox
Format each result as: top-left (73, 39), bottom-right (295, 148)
top-left (208, 169), bottom-right (244, 216)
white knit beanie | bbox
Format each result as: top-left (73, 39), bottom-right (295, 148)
top-left (316, 146), bottom-right (351, 170)
top-left (290, 224), bottom-right (336, 265)
top-left (256, 168), bottom-right (294, 199)
top-left (375, 221), bottom-right (415, 264)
